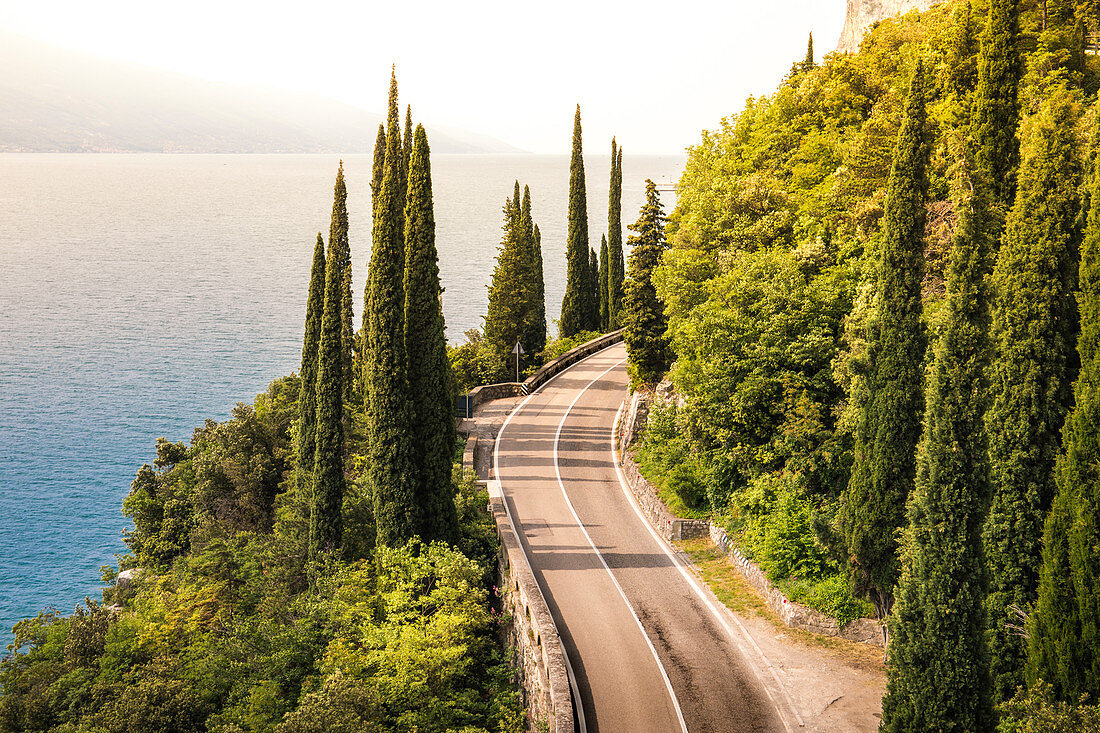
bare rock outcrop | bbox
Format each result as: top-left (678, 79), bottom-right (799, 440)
top-left (836, 0), bottom-right (941, 53)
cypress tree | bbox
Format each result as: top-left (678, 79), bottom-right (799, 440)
top-left (533, 222), bottom-right (546, 348)
top-left (372, 124), bottom-right (386, 210)
top-left (1027, 489), bottom-right (1083, 700)
top-left (1027, 91), bottom-right (1095, 704)
top-left (296, 233), bottom-right (326, 493)
top-left (804, 32), bottom-right (815, 70)
top-left (403, 105), bottom-right (413, 170)
top-left (985, 87), bottom-right (1082, 703)
top-left (947, 2), bottom-right (978, 118)
top-left (328, 163), bottom-right (354, 404)
top-left (520, 185), bottom-right (546, 355)
top-left (839, 61), bottom-right (929, 624)
top-left (403, 124), bottom-right (458, 544)
top-left (972, 0), bottom-right (1021, 212)
top-left (310, 230), bottom-right (346, 561)
top-left (608, 140), bottom-right (625, 329)
top-left (880, 152), bottom-right (995, 732)
top-left (365, 69), bottom-right (417, 547)
top-left (599, 235), bottom-right (609, 331)
top-left (589, 247), bottom-right (599, 328)
top-left (485, 192), bottom-right (532, 376)
top-left (560, 105), bottom-right (590, 337)
top-left (621, 180), bottom-right (672, 386)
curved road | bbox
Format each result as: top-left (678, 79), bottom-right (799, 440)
top-left (494, 343), bottom-right (787, 733)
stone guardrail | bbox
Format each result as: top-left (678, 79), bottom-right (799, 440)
top-left (615, 403), bottom-right (885, 648)
top-left (488, 481), bottom-right (575, 733)
top-left (465, 330), bottom-right (624, 415)
top-left (458, 331), bottom-right (628, 733)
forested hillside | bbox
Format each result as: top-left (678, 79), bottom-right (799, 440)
top-left (630, 0), bottom-right (1100, 727)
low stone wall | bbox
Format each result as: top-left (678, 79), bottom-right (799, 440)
top-left (619, 453), bottom-right (709, 542)
top-left (524, 330), bottom-right (624, 393)
top-left (465, 330), bottom-right (625, 418)
top-left (489, 482), bottom-right (575, 733)
top-left (618, 390), bottom-right (651, 455)
top-left (709, 524), bottom-right (885, 647)
top-left (618, 422), bottom-right (884, 648)
top-left (467, 382), bottom-right (526, 415)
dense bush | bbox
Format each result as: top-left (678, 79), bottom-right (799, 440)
top-left (0, 378), bottom-right (523, 733)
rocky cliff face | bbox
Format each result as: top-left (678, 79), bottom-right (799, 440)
top-left (836, 0), bottom-right (941, 53)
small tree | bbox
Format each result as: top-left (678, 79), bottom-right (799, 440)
top-left (621, 180), bottom-right (672, 386)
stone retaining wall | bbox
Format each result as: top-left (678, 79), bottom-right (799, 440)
top-left (708, 524), bottom-right (885, 647)
top-left (465, 330), bottom-right (625, 417)
top-left (619, 453), bottom-right (709, 542)
top-left (618, 419), bottom-right (884, 648)
top-left (489, 482), bottom-right (575, 733)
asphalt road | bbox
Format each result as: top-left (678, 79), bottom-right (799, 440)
top-left (494, 343), bottom-right (786, 733)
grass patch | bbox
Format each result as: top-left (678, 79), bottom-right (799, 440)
top-left (676, 537), bottom-right (886, 674)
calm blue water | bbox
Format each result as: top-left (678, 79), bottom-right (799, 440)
top-left (0, 152), bottom-right (683, 642)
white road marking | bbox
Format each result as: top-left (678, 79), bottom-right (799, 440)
top-left (610, 401), bottom-right (805, 731)
top-left (493, 347), bottom-right (687, 733)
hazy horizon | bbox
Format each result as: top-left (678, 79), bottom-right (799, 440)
top-left (2, 1), bottom-right (847, 154)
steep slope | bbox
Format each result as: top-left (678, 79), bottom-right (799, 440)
top-left (837, 0), bottom-right (941, 52)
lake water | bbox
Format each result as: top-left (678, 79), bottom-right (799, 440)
top-left (0, 152), bottom-right (684, 642)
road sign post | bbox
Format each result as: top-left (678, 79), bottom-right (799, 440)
top-left (512, 341), bottom-right (525, 383)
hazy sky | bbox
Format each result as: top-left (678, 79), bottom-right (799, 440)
top-left (2, 0), bottom-right (847, 154)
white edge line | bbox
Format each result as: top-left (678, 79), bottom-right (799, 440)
top-left (494, 350), bottom-right (626, 733)
top-left (610, 400), bottom-right (805, 731)
top-left (550, 358), bottom-right (691, 733)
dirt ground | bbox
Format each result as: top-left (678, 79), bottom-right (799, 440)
top-left (676, 538), bottom-right (886, 732)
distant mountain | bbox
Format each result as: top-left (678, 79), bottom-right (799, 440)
top-left (0, 32), bottom-right (525, 154)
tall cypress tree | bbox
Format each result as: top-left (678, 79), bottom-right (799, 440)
top-left (485, 192), bottom-right (532, 376)
top-left (972, 0), bottom-right (1021, 212)
top-left (599, 235), bottom-right (609, 331)
top-left (621, 180), bottom-right (671, 386)
top-left (296, 233), bottom-right (326, 493)
top-left (520, 184), bottom-right (546, 355)
top-left (328, 163), bottom-right (354, 404)
top-left (372, 123), bottom-right (386, 208)
top-left (839, 61), bottom-right (929, 624)
top-left (403, 124), bottom-right (458, 544)
top-left (880, 153), bottom-right (995, 733)
top-left (588, 247), bottom-right (599, 328)
top-left (403, 105), bottom-right (413, 170)
top-left (365, 70), bottom-right (416, 547)
top-left (804, 32), bottom-right (815, 70)
top-left (310, 231), bottom-right (346, 561)
top-left (1026, 89), bottom-right (1095, 705)
top-left (985, 86), bottom-right (1082, 703)
top-left (533, 222), bottom-right (546, 348)
top-left (560, 105), bottom-right (590, 337)
top-left (608, 140), bottom-right (625, 329)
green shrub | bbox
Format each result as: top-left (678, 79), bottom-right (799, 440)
top-left (760, 490), bottom-right (830, 582)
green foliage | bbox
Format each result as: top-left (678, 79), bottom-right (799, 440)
top-left (560, 105), bottom-right (592, 337)
top-left (881, 145), bottom-right (996, 732)
top-left (296, 233), bottom-right (325, 495)
top-left (402, 124), bottom-right (458, 544)
top-left (839, 61), bottom-right (929, 620)
top-left (484, 184), bottom-right (543, 381)
top-left (1027, 90), bottom-right (1097, 705)
top-left (634, 400), bottom-right (709, 514)
top-left (973, 0), bottom-right (1022, 211)
top-left (1000, 681), bottom-right (1100, 733)
top-left (519, 186), bottom-right (547, 356)
top-left (310, 222), bottom-right (348, 560)
top-left (2, 419), bottom-right (521, 733)
top-left (448, 329), bottom-right (507, 394)
top-left (598, 237), bottom-right (609, 331)
top-left (987, 85), bottom-right (1083, 702)
top-left (607, 140), bottom-right (625, 329)
top-left (365, 70), bottom-right (416, 548)
top-left (622, 180), bottom-right (673, 386)
top-left (328, 163), bottom-right (354, 404)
